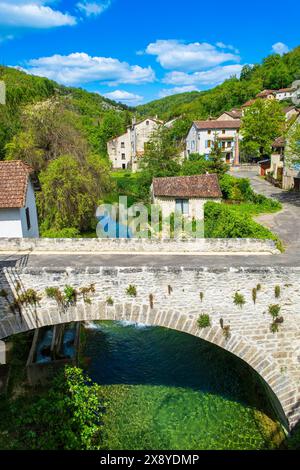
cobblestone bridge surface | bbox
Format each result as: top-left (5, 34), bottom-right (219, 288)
top-left (0, 264), bottom-right (300, 430)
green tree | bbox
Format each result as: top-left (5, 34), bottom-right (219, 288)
top-left (98, 110), bottom-right (127, 154)
top-left (140, 126), bottom-right (181, 177)
top-left (136, 126), bottom-right (181, 201)
top-left (240, 99), bottom-right (286, 158)
top-left (181, 153), bottom-right (210, 175)
top-left (12, 367), bottom-right (104, 450)
top-left (38, 154), bottom-right (111, 233)
top-left (5, 99), bottom-right (88, 171)
top-left (5, 130), bottom-right (44, 171)
top-left (208, 136), bottom-right (230, 175)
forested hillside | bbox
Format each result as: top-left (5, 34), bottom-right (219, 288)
top-left (137, 46), bottom-right (300, 120)
top-left (0, 66), bottom-right (132, 160)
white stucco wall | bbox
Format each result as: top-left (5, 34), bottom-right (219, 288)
top-left (186, 124), bottom-right (239, 162)
top-left (275, 91), bottom-right (294, 101)
top-left (0, 180), bottom-right (39, 238)
top-left (20, 181), bottom-right (39, 238)
top-left (0, 208), bottom-right (23, 238)
top-left (107, 130), bottom-right (131, 170)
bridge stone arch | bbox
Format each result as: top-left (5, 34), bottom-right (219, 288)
top-left (1, 265), bottom-right (300, 430)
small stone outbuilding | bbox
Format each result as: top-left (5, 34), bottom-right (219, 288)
top-left (151, 174), bottom-right (222, 220)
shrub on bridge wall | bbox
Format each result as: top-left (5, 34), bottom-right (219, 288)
top-left (268, 304), bottom-right (281, 318)
top-left (233, 292), bottom-right (246, 309)
top-left (197, 314), bottom-right (211, 329)
top-left (252, 288), bottom-right (257, 305)
top-left (268, 304), bottom-right (284, 334)
top-left (275, 286), bottom-right (281, 299)
top-left (126, 285), bottom-right (137, 297)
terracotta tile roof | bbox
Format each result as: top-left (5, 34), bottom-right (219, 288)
top-left (284, 105), bottom-right (299, 114)
top-left (152, 174), bottom-right (222, 199)
top-left (194, 120), bottom-right (241, 130)
top-left (242, 99), bottom-right (257, 107)
top-left (226, 109), bottom-right (243, 118)
top-left (277, 87), bottom-right (295, 93)
top-left (256, 89), bottom-right (276, 98)
top-left (0, 161), bottom-right (35, 209)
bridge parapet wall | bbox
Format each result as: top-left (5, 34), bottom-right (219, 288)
top-left (0, 237), bottom-right (279, 254)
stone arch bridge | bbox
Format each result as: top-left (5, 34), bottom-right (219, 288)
top-left (1, 262), bottom-right (300, 430)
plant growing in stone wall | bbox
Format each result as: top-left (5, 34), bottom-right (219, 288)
top-left (233, 292), bottom-right (246, 309)
top-left (197, 314), bottom-right (211, 329)
top-left (268, 304), bottom-right (284, 334)
top-left (275, 285), bottom-right (281, 299)
top-left (126, 285), bottom-right (137, 297)
top-left (6, 288), bottom-right (42, 321)
top-left (268, 304), bottom-right (281, 318)
top-left (256, 284), bottom-right (261, 291)
top-left (106, 297), bottom-right (114, 306)
top-left (220, 318), bottom-right (231, 340)
top-left (18, 288), bottom-right (42, 307)
top-left (200, 292), bottom-right (204, 303)
top-left (79, 284), bottom-right (95, 304)
top-left (252, 288), bottom-right (257, 305)
top-left (64, 285), bottom-right (77, 305)
top-left (45, 287), bottom-right (64, 305)
top-left (222, 325), bottom-right (231, 340)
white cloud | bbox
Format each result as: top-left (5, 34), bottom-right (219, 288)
top-left (0, 1), bottom-right (76, 28)
top-left (0, 34), bottom-right (14, 43)
top-left (163, 64), bottom-right (244, 86)
top-left (159, 85), bottom-right (199, 98)
top-left (104, 89), bottom-right (143, 105)
top-left (216, 42), bottom-right (239, 54)
top-left (77, 1), bottom-right (111, 17)
top-left (145, 39), bottom-right (240, 71)
top-left (272, 42), bottom-right (289, 56)
top-left (21, 52), bottom-right (156, 86)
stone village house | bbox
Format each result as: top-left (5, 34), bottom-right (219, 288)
top-left (151, 174), bottom-right (222, 221)
top-left (0, 161), bottom-right (40, 238)
top-left (259, 112), bottom-right (300, 191)
top-left (107, 117), bottom-right (163, 172)
top-left (185, 118), bottom-right (241, 165)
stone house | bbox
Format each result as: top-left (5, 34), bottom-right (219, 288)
top-left (185, 118), bottom-right (241, 165)
top-left (107, 117), bottom-right (162, 171)
top-left (151, 174), bottom-right (222, 221)
top-left (0, 161), bottom-right (40, 238)
top-left (275, 87), bottom-right (297, 101)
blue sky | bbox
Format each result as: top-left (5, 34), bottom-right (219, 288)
top-left (0, 0), bottom-right (299, 105)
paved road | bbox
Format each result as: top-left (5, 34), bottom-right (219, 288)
top-left (232, 169), bottom-right (300, 253)
top-left (1, 168), bottom-right (300, 269)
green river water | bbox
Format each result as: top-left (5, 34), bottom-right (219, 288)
top-left (83, 321), bottom-right (284, 450)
